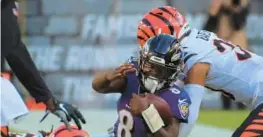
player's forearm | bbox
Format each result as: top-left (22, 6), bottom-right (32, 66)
top-left (178, 123), bottom-right (195, 137)
top-left (92, 71), bottom-right (112, 93)
top-left (152, 119), bottom-right (179, 137)
top-left (92, 70), bottom-right (124, 93)
top-left (177, 84), bottom-right (205, 137)
top-left (6, 42), bottom-right (53, 103)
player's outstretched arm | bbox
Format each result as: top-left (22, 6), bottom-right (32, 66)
top-left (178, 63), bottom-right (209, 137)
top-left (5, 41), bottom-right (53, 103)
top-left (2, 1), bottom-right (86, 131)
top-left (6, 41), bottom-right (86, 130)
top-left (92, 63), bottom-right (136, 93)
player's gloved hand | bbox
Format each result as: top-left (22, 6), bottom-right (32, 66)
top-left (42, 99), bottom-right (86, 131)
top-left (129, 93), bottom-right (149, 115)
top-left (106, 63), bottom-right (136, 81)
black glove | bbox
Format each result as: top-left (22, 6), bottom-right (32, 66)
top-left (41, 99), bottom-right (86, 131)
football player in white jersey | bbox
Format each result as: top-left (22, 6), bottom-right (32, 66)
top-left (136, 6), bottom-right (263, 137)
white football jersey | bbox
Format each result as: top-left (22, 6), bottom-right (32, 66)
top-left (181, 29), bottom-right (263, 107)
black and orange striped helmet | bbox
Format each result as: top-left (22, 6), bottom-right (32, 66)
top-left (137, 6), bottom-right (190, 48)
top-left (48, 124), bottom-right (90, 137)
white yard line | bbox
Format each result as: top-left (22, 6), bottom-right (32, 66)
top-left (10, 110), bottom-right (233, 137)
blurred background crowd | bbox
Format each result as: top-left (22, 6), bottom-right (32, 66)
top-left (2, 0), bottom-right (263, 111)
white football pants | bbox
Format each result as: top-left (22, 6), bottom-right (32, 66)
top-left (0, 77), bottom-right (28, 126)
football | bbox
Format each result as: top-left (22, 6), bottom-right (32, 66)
top-left (144, 93), bottom-right (173, 125)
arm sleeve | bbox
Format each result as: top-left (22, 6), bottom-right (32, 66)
top-left (5, 41), bottom-right (53, 103)
top-left (2, 0), bottom-right (53, 103)
top-left (178, 84), bottom-right (205, 137)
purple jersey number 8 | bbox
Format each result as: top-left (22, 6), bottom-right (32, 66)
top-left (117, 109), bottom-right (134, 137)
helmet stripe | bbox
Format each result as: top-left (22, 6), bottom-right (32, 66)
top-left (137, 36), bottom-right (147, 41)
top-left (138, 27), bottom-right (151, 38)
top-left (142, 18), bottom-right (156, 35)
top-left (158, 7), bottom-right (175, 18)
top-left (149, 12), bottom-right (174, 35)
top-left (54, 127), bottom-right (79, 136)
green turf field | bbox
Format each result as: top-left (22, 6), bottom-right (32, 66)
top-left (9, 128), bottom-right (26, 133)
top-left (197, 109), bottom-right (250, 130)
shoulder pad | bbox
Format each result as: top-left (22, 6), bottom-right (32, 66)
top-left (158, 85), bottom-right (191, 122)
